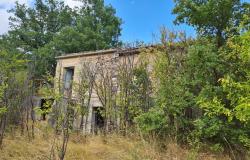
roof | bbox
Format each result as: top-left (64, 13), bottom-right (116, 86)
top-left (55, 48), bottom-right (140, 60)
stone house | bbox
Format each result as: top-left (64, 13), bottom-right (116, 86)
top-left (54, 48), bottom-right (142, 133)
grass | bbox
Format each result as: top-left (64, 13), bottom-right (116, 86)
top-left (0, 124), bottom-right (232, 160)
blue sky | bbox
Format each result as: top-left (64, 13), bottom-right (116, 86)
top-left (0, 0), bottom-right (196, 43)
top-left (0, 0), bottom-right (249, 43)
top-left (104, 0), bottom-right (196, 43)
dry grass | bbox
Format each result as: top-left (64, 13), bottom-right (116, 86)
top-left (0, 124), bottom-right (232, 160)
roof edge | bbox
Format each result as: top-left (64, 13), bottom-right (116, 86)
top-left (55, 49), bottom-right (117, 60)
top-left (55, 48), bottom-right (140, 60)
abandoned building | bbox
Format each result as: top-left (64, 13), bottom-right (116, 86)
top-left (54, 48), bottom-right (144, 133)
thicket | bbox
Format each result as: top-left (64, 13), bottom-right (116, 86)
top-left (6, 0), bottom-right (122, 79)
top-left (0, 0), bottom-right (249, 159)
top-left (0, 50), bottom-right (35, 147)
top-left (135, 1), bottom-right (250, 158)
top-left (136, 28), bottom-right (250, 158)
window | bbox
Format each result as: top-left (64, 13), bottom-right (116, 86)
top-left (64, 67), bottom-right (74, 95)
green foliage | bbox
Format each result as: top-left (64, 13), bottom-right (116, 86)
top-left (135, 107), bottom-right (166, 134)
top-left (0, 82), bottom-right (8, 117)
top-left (0, 48), bottom-right (32, 147)
top-left (209, 143), bottom-right (224, 153)
top-left (172, 0), bottom-right (248, 46)
top-left (51, 27), bottom-right (87, 53)
top-left (6, 0), bottom-right (122, 78)
top-left (0, 107), bottom-right (7, 117)
top-left (8, 0), bottom-right (74, 51)
top-left (75, 0), bottom-right (122, 49)
top-left (135, 26), bottom-right (250, 157)
top-left (129, 63), bottom-right (153, 117)
top-left (0, 0), bottom-right (249, 157)
top-left (192, 31), bottom-right (250, 148)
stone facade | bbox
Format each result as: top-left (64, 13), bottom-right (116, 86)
top-left (55, 48), bottom-right (140, 133)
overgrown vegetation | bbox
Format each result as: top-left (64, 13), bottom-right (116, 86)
top-left (1, 124), bottom-right (233, 160)
top-left (6, 0), bottom-right (121, 78)
top-left (0, 0), bottom-right (249, 159)
top-left (135, 28), bottom-right (250, 158)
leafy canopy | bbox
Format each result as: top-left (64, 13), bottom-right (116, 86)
top-left (6, 0), bottom-right (122, 78)
top-left (172, 0), bottom-right (248, 46)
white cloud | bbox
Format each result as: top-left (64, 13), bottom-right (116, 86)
top-left (0, 0), bottom-right (83, 35)
top-left (0, 0), bottom-right (30, 35)
top-left (0, 0), bottom-right (29, 8)
top-left (0, 10), bottom-right (11, 35)
top-left (64, 0), bottom-right (83, 8)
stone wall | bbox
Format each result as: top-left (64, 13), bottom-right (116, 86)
top-left (55, 50), bottom-right (140, 133)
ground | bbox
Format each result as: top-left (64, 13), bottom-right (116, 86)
top-left (0, 123), bottom-right (232, 160)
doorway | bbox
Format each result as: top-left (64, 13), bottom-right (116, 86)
top-left (92, 107), bottom-right (104, 133)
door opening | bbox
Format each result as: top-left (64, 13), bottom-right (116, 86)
top-left (92, 107), bottom-right (104, 133)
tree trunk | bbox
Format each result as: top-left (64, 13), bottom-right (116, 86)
top-left (0, 115), bottom-right (7, 148)
top-left (216, 30), bottom-right (223, 48)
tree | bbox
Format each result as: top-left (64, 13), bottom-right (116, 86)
top-left (8, 0), bottom-right (74, 52)
top-left (172, 0), bottom-right (248, 47)
top-left (135, 29), bottom-right (192, 141)
top-left (47, 0), bottom-right (122, 53)
top-left (0, 50), bottom-right (29, 147)
top-left (93, 54), bottom-right (118, 134)
top-left (75, 0), bottom-right (122, 49)
top-left (195, 30), bottom-right (250, 152)
top-left (7, 0), bottom-right (122, 78)
top-left (76, 61), bottom-right (98, 133)
top-left (7, 0), bottom-right (75, 78)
